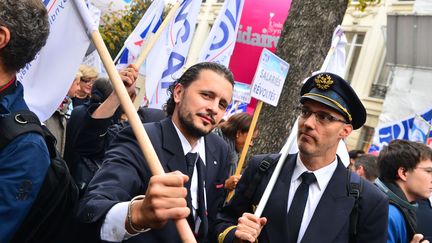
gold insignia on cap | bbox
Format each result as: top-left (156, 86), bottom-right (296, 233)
top-left (315, 74), bottom-right (333, 90)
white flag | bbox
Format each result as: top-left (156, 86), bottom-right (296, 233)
top-left (116, 0), bottom-right (165, 67)
top-left (197, 0), bottom-right (244, 67)
top-left (146, 0), bottom-right (202, 109)
top-left (18, 0), bottom-right (94, 122)
top-left (409, 114), bottom-right (431, 143)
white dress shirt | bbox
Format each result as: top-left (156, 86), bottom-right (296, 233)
top-left (100, 121), bottom-right (206, 241)
top-left (287, 155), bottom-right (338, 243)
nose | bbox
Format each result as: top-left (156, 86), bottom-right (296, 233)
top-left (302, 112), bottom-right (317, 128)
top-left (207, 99), bottom-right (219, 115)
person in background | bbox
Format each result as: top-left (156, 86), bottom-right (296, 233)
top-left (0, 1), bottom-right (50, 241)
top-left (348, 149), bottom-right (365, 170)
top-left (352, 154), bottom-right (379, 182)
top-left (416, 196), bottom-right (432, 242)
top-left (214, 112), bottom-right (259, 190)
top-left (45, 71), bottom-right (82, 155)
top-left (375, 139), bottom-right (432, 243)
top-left (64, 65), bottom-right (166, 196)
top-left (73, 65), bottom-right (98, 107)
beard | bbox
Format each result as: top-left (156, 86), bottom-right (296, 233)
top-left (179, 111), bottom-right (211, 139)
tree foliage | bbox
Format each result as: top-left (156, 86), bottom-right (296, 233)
top-left (250, 0), bottom-right (349, 155)
top-left (99, 0), bottom-right (153, 58)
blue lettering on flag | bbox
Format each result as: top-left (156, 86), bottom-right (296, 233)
top-left (118, 49), bottom-right (129, 65)
top-left (140, 19), bottom-right (152, 39)
top-left (209, 22), bottom-right (229, 52)
top-left (43, 0), bottom-right (50, 7)
top-left (162, 52), bottom-right (185, 80)
top-left (207, 0), bottom-right (241, 57)
top-left (174, 0), bottom-right (192, 44)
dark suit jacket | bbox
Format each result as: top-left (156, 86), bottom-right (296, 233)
top-left (216, 153), bottom-right (388, 243)
top-left (77, 118), bottom-right (230, 242)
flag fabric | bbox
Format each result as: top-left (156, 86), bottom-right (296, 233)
top-left (18, 0), bottom-right (95, 122)
top-left (145, 0), bottom-right (202, 109)
top-left (116, 0), bottom-right (164, 67)
top-left (197, 0), bottom-right (245, 67)
top-left (409, 115), bottom-right (431, 143)
top-left (370, 108), bottom-right (432, 152)
top-left (322, 25), bottom-right (347, 77)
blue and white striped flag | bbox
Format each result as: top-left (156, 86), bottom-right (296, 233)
top-left (18, 0), bottom-right (95, 122)
top-left (197, 0), bottom-right (244, 67)
top-left (116, 0), bottom-right (164, 68)
top-left (146, 0), bottom-right (202, 108)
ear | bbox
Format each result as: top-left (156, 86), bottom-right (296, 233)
top-left (356, 166), bottom-right (365, 177)
top-left (173, 83), bottom-right (184, 104)
top-left (0, 26), bottom-right (11, 49)
top-left (397, 167), bottom-right (408, 182)
top-left (339, 124), bottom-right (353, 138)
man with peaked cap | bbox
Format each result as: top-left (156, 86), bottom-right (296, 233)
top-left (214, 72), bottom-right (388, 243)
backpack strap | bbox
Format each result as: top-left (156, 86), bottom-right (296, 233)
top-left (244, 155), bottom-right (278, 201)
top-left (0, 110), bottom-right (43, 150)
top-left (347, 170), bottom-right (363, 243)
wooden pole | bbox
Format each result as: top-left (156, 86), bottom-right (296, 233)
top-left (73, 0), bottom-right (195, 241)
top-left (131, 2), bottom-right (180, 110)
top-left (91, 29), bottom-right (196, 243)
top-left (226, 101), bottom-right (263, 201)
top-left (134, 1), bottom-right (181, 68)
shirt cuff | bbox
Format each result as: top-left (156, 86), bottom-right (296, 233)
top-left (100, 202), bottom-right (139, 241)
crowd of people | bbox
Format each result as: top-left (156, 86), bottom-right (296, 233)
top-left (1, 1), bottom-right (432, 243)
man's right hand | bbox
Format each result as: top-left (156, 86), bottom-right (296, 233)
top-left (234, 213), bottom-right (267, 242)
top-left (127, 171), bottom-right (190, 232)
top-left (411, 234), bottom-right (429, 243)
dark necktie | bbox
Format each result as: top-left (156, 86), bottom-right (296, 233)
top-left (184, 152), bottom-right (197, 229)
top-left (196, 156), bottom-right (208, 240)
top-left (184, 153), bottom-right (208, 240)
top-left (286, 172), bottom-right (317, 243)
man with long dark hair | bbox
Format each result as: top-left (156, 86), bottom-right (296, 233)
top-left (78, 62), bottom-right (234, 243)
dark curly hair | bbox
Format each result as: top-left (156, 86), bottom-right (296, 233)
top-left (163, 62), bottom-right (234, 116)
top-left (378, 139), bottom-right (432, 183)
top-left (0, 0), bottom-right (49, 72)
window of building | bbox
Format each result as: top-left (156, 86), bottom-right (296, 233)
top-left (344, 32), bottom-right (365, 83)
top-left (369, 52), bottom-right (392, 99)
top-left (357, 125), bottom-right (375, 152)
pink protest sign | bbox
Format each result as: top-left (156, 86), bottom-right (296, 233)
top-left (229, 0), bottom-right (291, 112)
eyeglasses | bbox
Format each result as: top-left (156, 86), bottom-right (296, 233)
top-left (416, 167), bottom-right (432, 175)
top-left (80, 78), bottom-right (95, 84)
top-left (299, 107), bottom-right (348, 125)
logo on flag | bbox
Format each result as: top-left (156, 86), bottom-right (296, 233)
top-left (116, 0), bottom-right (164, 68)
top-left (145, 0), bottom-right (202, 108)
top-left (198, 0), bottom-right (245, 67)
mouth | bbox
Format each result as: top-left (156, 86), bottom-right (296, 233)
top-left (197, 113), bottom-right (215, 125)
top-left (299, 132), bottom-right (315, 141)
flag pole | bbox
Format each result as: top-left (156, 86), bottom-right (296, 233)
top-left (253, 28), bottom-right (343, 218)
top-left (132, 1), bottom-right (181, 109)
top-left (226, 100), bottom-right (263, 201)
top-left (134, 1), bottom-right (181, 68)
top-left (72, 1), bottom-right (196, 242)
